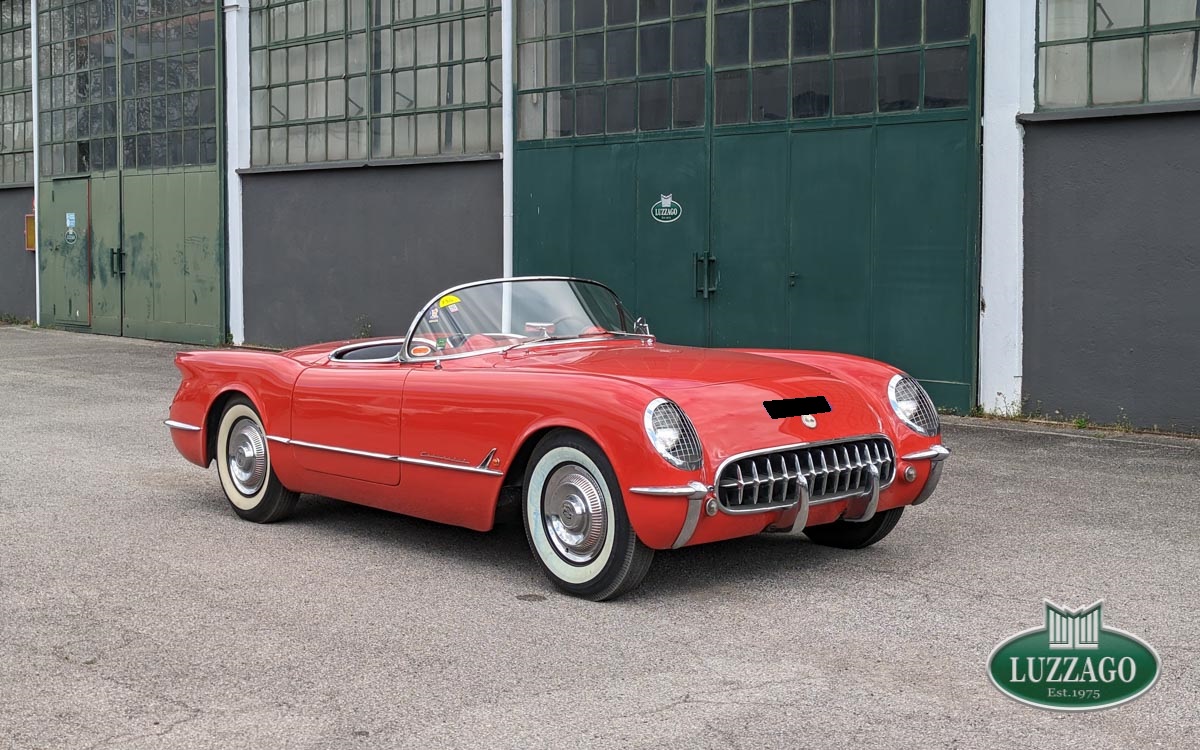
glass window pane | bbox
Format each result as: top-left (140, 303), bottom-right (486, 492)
top-left (519, 0), bottom-right (545, 40)
top-left (925, 45), bottom-right (969, 108)
top-left (606, 82), bottom-right (636, 132)
top-left (926, 0), bottom-right (971, 42)
top-left (547, 0), bottom-right (572, 34)
top-left (879, 0), bottom-right (920, 48)
top-left (546, 88), bottom-right (574, 137)
top-left (1148, 30), bottom-right (1200, 101)
top-left (674, 17), bottom-right (705, 71)
top-left (792, 59), bottom-right (831, 117)
top-left (1151, 0), bottom-right (1200, 24)
top-left (440, 110), bottom-right (463, 154)
top-left (1040, 0), bottom-right (1088, 42)
top-left (1038, 41), bottom-right (1087, 106)
top-left (877, 50), bottom-right (919, 111)
top-left (752, 65), bottom-right (788, 120)
top-left (575, 86), bottom-right (604, 134)
top-left (396, 115), bottom-right (416, 155)
top-left (546, 37), bottom-right (572, 86)
top-left (608, 0), bottom-right (636, 25)
top-left (753, 6), bottom-right (788, 62)
top-left (465, 61), bottom-right (487, 103)
top-left (639, 22), bottom-right (669, 74)
top-left (576, 32), bottom-right (603, 82)
top-left (607, 28), bottom-right (635, 78)
top-left (716, 11), bottom-right (749, 67)
top-left (834, 55), bottom-right (874, 114)
top-left (416, 66), bottom-right (438, 107)
top-left (639, 78), bottom-right (669, 130)
top-left (715, 68), bottom-right (748, 124)
top-left (465, 107), bottom-right (489, 152)
top-left (641, 0), bottom-right (670, 22)
top-left (1092, 36), bottom-right (1144, 104)
top-left (518, 91), bottom-right (543, 139)
top-left (519, 41), bottom-right (544, 89)
top-left (673, 73), bottom-right (704, 127)
top-left (835, 0), bottom-right (874, 52)
top-left (1094, 0), bottom-right (1144, 31)
top-left (576, 0), bottom-right (603, 30)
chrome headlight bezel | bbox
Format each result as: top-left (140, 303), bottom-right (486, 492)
top-left (888, 374), bottom-right (941, 437)
top-left (643, 398), bottom-right (703, 471)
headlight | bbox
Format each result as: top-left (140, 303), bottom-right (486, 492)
top-left (888, 374), bottom-right (940, 436)
top-left (643, 398), bottom-right (703, 470)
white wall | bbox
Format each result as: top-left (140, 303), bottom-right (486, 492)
top-left (979, 0), bottom-right (1037, 414)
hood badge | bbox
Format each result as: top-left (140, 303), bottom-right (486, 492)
top-left (801, 415), bottom-right (818, 429)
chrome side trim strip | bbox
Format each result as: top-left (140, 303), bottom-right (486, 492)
top-left (397, 456), bottom-right (504, 476)
top-left (629, 482), bottom-right (709, 498)
top-left (164, 419), bottom-right (202, 432)
top-left (267, 436), bottom-right (503, 476)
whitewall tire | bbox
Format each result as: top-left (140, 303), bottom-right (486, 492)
top-left (522, 430), bottom-right (653, 601)
top-left (214, 397), bottom-right (299, 523)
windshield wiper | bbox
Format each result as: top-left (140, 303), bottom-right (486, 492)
top-left (500, 332), bottom-right (615, 355)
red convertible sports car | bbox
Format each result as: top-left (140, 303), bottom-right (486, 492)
top-left (167, 277), bottom-right (949, 600)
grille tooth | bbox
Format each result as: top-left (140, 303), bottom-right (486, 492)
top-left (716, 438), bottom-right (897, 511)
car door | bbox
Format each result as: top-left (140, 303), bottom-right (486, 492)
top-left (289, 361), bottom-right (412, 486)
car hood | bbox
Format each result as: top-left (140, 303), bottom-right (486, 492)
top-left (505, 342), bottom-right (890, 463)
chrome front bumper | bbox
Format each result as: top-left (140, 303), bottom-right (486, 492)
top-left (628, 443), bottom-right (949, 548)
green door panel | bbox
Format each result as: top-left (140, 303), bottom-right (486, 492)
top-left (514, 147), bottom-right (574, 277)
top-left (121, 174), bottom-right (156, 339)
top-left (633, 137), bottom-right (708, 346)
top-left (787, 127), bottom-right (874, 357)
top-left (89, 175), bottom-right (122, 336)
top-left (122, 171), bottom-right (224, 346)
top-left (569, 143), bottom-right (637, 289)
top-left (871, 120), bottom-right (975, 408)
top-left (38, 179), bottom-right (90, 327)
top-left (709, 132), bottom-right (790, 347)
top-left (515, 137), bottom-right (710, 346)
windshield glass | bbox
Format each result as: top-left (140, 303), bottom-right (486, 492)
top-left (406, 278), bottom-right (636, 359)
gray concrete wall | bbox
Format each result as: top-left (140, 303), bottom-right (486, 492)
top-left (0, 187), bottom-right (35, 321)
top-left (1023, 112), bottom-right (1200, 433)
top-left (241, 159), bottom-right (502, 348)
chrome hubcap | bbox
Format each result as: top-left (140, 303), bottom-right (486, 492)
top-left (542, 464), bottom-right (607, 564)
top-left (227, 418), bottom-right (267, 496)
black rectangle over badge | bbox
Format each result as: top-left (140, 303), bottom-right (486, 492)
top-left (763, 397), bottom-right (831, 420)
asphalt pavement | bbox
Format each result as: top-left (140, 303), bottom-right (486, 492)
top-left (0, 325), bottom-right (1196, 749)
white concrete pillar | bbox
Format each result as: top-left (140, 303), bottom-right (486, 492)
top-left (979, 0), bottom-right (1037, 414)
top-left (223, 0), bottom-right (251, 345)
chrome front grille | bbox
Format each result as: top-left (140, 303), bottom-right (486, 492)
top-left (716, 437), bottom-right (895, 512)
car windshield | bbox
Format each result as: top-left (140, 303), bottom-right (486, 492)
top-left (406, 278), bottom-right (638, 359)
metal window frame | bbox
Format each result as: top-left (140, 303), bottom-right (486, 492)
top-left (0, 0), bottom-right (33, 185)
top-left (515, 0), bottom-right (973, 144)
top-left (1035, 0), bottom-right (1200, 110)
top-left (248, 0), bottom-right (503, 167)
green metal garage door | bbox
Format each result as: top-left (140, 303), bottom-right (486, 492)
top-left (37, 0), bottom-right (224, 345)
top-left (514, 0), bottom-right (980, 411)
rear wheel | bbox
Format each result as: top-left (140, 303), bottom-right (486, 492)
top-left (522, 430), bottom-right (653, 601)
top-left (803, 507), bottom-right (904, 549)
top-left (214, 397), bottom-right (298, 523)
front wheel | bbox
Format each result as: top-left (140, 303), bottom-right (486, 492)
top-left (214, 397), bottom-right (299, 523)
top-left (803, 507), bottom-right (904, 549)
top-left (522, 430), bottom-right (653, 601)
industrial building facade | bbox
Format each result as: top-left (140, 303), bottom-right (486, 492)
top-left (0, 0), bottom-right (1196, 432)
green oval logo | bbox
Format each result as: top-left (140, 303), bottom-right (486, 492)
top-left (988, 601), bottom-right (1160, 711)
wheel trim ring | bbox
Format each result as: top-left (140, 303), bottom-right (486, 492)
top-left (541, 464), bottom-right (608, 565)
top-left (226, 417), bottom-right (268, 496)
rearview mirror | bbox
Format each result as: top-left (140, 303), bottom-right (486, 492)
top-left (634, 317), bottom-right (651, 336)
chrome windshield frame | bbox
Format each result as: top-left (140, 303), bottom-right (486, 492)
top-left (398, 276), bottom-right (639, 364)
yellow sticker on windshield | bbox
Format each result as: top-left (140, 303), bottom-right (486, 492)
top-left (438, 294), bottom-right (461, 308)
